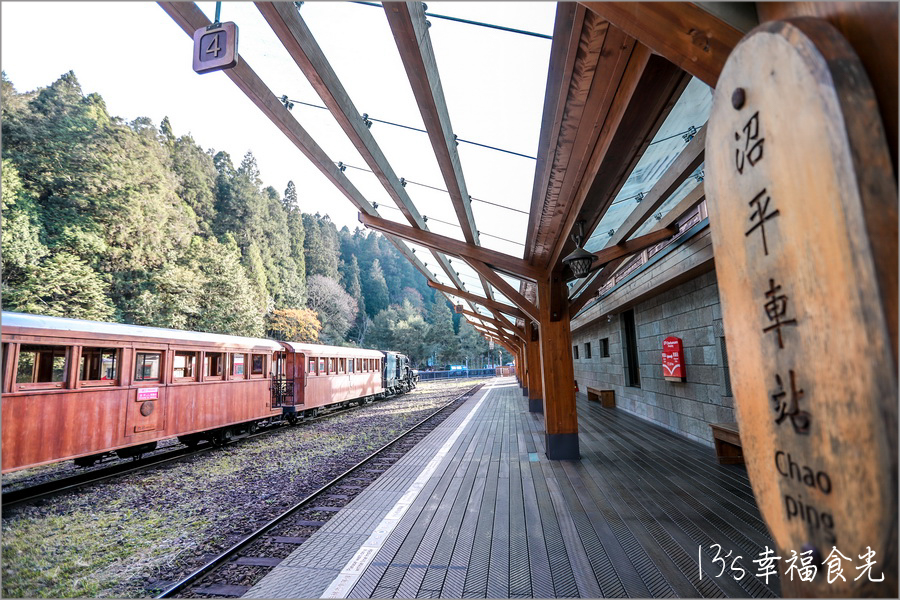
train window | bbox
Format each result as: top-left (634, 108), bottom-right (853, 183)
top-left (251, 354), bottom-right (265, 376)
top-left (205, 352), bottom-right (224, 380)
top-left (231, 353), bottom-right (245, 377)
top-left (134, 352), bottom-right (161, 382)
top-left (173, 351), bottom-right (197, 380)
top-left (340, 358), bottom-right (346, 373)
top-left (318, 358), bottom-right (325, 374)
top-left (349, 359), bottom-right (355, 373)
top-left (16, 345), bottom-right (68, 388)
top-left (330, 358), bottom-right (337, 374)
top-left (80, 347), bottom-right (118, 385)
top-left (308, 357), bottom-right (316, 374)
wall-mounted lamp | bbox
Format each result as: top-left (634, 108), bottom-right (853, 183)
top-left (562, 220), bottom-right (595, 279)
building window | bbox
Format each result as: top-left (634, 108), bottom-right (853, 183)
top-left (585, 342), bottom-right (592, 359)
top-left (134, 351), bottom-right (161, 382)
top-left (80, 347), bottom-right (118, 384)
top-left (573, 345), bottom-right (579, 360)
top-left (17, 345), bottom-right (68, 388)
top-left (205, 352), bottom-right (224, 379)
top-left (720, 336), bottom-right (733, 397)
top-left (600, 338), bottom-right (610, 358)
top-left (231, 353), bottom-right (245, 377)
top-left (622, 309), bottom-right (641, 388)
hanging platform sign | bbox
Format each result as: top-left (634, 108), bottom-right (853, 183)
top-left (661, 336), bottom-right (685, 382)
top-left (706, 18), bottom-right (897, 597)
top-left (192, 22), bottom-right (239, 74)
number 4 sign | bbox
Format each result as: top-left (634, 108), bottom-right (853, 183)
top-left (192, 22), bottom-right (238, 74)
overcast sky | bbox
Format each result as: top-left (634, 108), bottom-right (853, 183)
top-left (1, 1), bottom-right (555, 252)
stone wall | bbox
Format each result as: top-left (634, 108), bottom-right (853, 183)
top-left (572, 270), bottom-right (734, 446)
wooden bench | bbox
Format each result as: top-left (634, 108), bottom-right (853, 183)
top-left (586, 387), bottom-right (615, 408)
top-left (709, 422), bottom-right (744, 465)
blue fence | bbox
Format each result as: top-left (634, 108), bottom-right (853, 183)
top-left (417, 367), bottom-right (514, 381)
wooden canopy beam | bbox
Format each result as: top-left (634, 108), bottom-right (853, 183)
top-left (525, 2), bottom-right (586, 262)
top-left (384, 1), bottom-right (480, 245)
top-left (358, 212), bottom-right (541, 281)
top-left (472, 324), bottom-right (519, 353)
top-left (608, 125), bottom-right (706, 247)
top-left (568, 182), bottom-right (706, 315)
top-left (579, 2), bottom-right (745, 87)
top-left (466, 260), bottom-right (540, 323)
top-left (254, 2), bottom-right (468, 297)
top-left (427, 281), bottom-right (526, 321)
top-left (157, 2), bottom-right (440, 289)
top-left (588, 226), bottom-right (678, 271)
top-left (548, 48), bottom-right (690, 272)
top-left (460, 309), bottom-right (525, 340)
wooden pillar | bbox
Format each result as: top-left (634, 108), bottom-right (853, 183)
top-left (526, 320), bottom-right (543, 413)
top-left (537, 271), bottom-right (579, 459)
top-left (518, 345), bottom-right (528, 395)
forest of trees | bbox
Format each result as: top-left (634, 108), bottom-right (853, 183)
top-left (1, 71), bottom-right (505, 368)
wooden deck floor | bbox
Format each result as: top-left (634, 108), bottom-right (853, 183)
top-left (245, 378), bottom-right (781, 598)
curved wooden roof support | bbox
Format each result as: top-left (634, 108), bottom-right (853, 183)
top-left (578, 2), bottom-right (745, 87)
top-left (609, 126), bottom-right (706, 247)
top-left (384, 1), bottom-right (479, 246)
top-left (465, 260), bottom-right (540, 323)
top-left (427, 281), bottom-right (526, 322)
top-left (472, 324), bottom-right (519, 354)
top-left (460, 309), bottom-right (525, 341)
top-left (568, 182), bottom-right (706, 316)
top-left (158, 2), bottom-right (437, 288)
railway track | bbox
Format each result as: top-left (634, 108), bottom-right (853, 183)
top-left (155, 383), bottom-right (483, 598)
top-left (2, 389), bottom-right (415, 509)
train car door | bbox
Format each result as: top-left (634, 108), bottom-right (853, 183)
top-left (272, 350), bottom-right (291, 408)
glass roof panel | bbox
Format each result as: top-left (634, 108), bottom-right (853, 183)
top-left (196, 0), bottom-right (553, 300)
top-left (583, 77), bottom-right (713, 253)
top-left (425, 1), bottom-right (554, 251)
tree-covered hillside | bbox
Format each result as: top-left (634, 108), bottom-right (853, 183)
top-left (1, 72), bottom-right (504, 367)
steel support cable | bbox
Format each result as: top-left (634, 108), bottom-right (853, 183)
top-left (348, 0), bottom-right (553, 39)
top-left (281, 95), bottom-right (535, 159)
top-left (335, 161), bottom-right (529, 215)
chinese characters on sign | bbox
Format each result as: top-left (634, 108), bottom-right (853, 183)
top-left (734, 111), bottom-right (765, 174)
top-left (732, 113), bottom-right (808, 434)
top-left (699, 544), bottom-right (884, 584)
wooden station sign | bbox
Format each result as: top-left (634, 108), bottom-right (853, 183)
top-left (192, 22), bottom-right (239, 74)
top-left (706, 19), bottom-right (897, 597)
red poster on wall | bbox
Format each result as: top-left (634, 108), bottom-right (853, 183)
top-left (662, 336), bottom-right (685, 382)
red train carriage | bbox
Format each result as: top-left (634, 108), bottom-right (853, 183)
top-left (274, 343), bottom-right (385, 421)
top-left (1, 312), bottom-right (284, 473)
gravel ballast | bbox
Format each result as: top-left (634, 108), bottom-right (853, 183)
top-left (1, 379), bottom-right (483, 598)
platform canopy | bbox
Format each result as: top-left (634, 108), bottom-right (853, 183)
top-left (159, 1), bottom-right (751, 341)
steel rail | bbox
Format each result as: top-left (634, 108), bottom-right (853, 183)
top-left (156, 383), bottom-right (482, 598)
